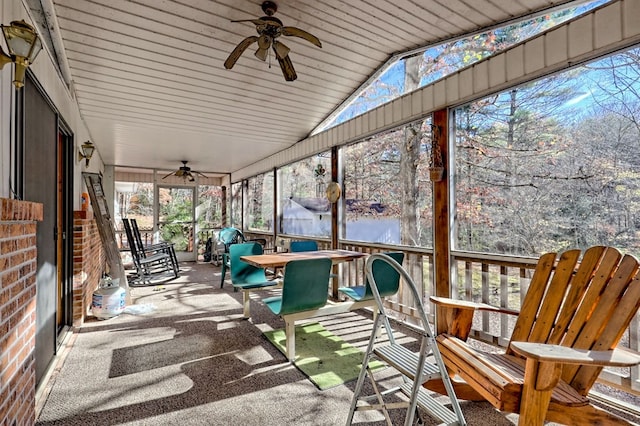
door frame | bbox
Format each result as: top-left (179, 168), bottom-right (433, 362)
top-left (15, 73), bottom-right (74, 385)
top-left (56, 122), bottom-right (74, 338)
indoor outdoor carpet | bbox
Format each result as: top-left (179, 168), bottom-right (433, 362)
top-left (264, 322), bottom-right (384, 390)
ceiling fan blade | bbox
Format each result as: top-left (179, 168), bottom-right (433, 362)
top-left (277, 54), bottom-right (297, 81)
top-left (231, 19), bottom-right (265, 26)
top-left (162, 171), bottom-right (175, 179)
top-left (224, 36), bottom-right (258, 69)
top-left (272, 40), bottom-right (290, 60)
top-left (281, 26), bottom-right (322, 48)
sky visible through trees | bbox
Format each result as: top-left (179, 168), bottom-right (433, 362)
top-left (454, 47), bottom-right (640, 257)
top-left (315, 0), bottom-right (609, 132)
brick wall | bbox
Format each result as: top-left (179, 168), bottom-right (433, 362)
top-left (0, 198), bottom-right (43, 426)
top-left (73, 210), bottom-right (105, 326)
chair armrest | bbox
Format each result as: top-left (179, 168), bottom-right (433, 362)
top-left (430, 296), bottom-right (519, 315)
top-left (510, 341), bottom-right (640, 367)
top-left (430, 296), bottom-right (519, 340)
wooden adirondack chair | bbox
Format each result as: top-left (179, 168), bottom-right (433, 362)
top-left (424, 246), bottom-right (640, 426)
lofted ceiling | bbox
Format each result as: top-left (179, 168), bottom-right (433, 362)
top-left (39, 0), bottom-right (585, 176)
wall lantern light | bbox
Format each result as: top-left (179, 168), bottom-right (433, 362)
top-left (78, 141), bottom-right (95, 167)
top-left (0, 20), bottom-right (42, 89)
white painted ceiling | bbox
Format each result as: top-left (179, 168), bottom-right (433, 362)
top-left (44, 0), bottom-right (585, 176)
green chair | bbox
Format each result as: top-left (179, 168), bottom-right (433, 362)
top-left (263, 257), bottom-right (332, 316)
top-left (218, 227), bottom-right (246, 287)
top-left (338, 252), bottom-right (404, 301)
top-left (289, 240), bottom-right (340, 280)
top-left (230, 242), bottom-right (281, 318)
top-left (264, 257), bottom-right (332, 361)
top-left (289, 240), bottom-right (318, 252)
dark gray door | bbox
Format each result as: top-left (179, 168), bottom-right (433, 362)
top-left (23, 77), bottom-right (58, 384)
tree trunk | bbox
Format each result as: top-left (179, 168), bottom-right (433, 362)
top-left (398, 55), bottom-right (423, 320)
top-left (400, 55), bottom-right (422, 247)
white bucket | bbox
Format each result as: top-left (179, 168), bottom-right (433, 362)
top-left (92, 278), bottom-right (126, 320)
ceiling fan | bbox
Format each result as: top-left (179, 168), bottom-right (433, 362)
top-left (162, 161), bottom-right (206, 182)
top-left (223, 1), bottom-right (322, 81)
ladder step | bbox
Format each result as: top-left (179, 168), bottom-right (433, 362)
top-left (374, 344), bottom-right (441, 381)
top-left (399, 381), bottom-right (460, 425)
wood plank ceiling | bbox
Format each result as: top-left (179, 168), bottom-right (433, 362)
top-left (45, 0), bottom-right (585, 176)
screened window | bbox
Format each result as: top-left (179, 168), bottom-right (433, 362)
top-left (197, 185), bottom-right (222, 231)
top-left (277, 153), bottom-right (331, 237)
top-left (114, 181), bottom-right (154, 248)
top-left (195, 185), bottom-right (222, 259)
top-left (230, 182), bottom-right (242, 228)
top-left (453, 46), bottom-right (640, 257)
top-left (342, 119), bottom-right (433, 246)
top-left (247, 172), bottom-right (274, 232)
top-left (313, 1), bottom-right (607, 134)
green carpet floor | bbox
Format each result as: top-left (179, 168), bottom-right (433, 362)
top-left (264, 322), bottom-right (384, 390)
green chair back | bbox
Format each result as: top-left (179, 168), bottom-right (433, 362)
top-left (277, 257), bottom-right (332, 315)
top-left (339, 252), bottom-right (404, 301)
top-left (365, 252), bottom-right (404, 298)
top-left (229, 242), bottom-right (268, 284)
top-left (219, 227), bottom-right (246, 250)
top-left (289, 240), bottom-right (318, 252)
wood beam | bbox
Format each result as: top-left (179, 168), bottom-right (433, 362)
top-left (433, 109), bottom-right (451, 334)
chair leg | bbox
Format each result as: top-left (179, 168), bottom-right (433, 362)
top-left (242, 290), bottom-right (251, 318)
top-left (518, 358), bottom-right (560, 426)
top-left (220, 261), bottom-right (227, 288)
top-left (285, 317), bottom-right (296, 362)
top-left (168, 246), bottom-right (179, 276)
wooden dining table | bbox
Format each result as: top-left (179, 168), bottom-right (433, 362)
top-left (240, 249), bottom-right (366, 298)
top-left (240, 249), bottom-right (365, 268)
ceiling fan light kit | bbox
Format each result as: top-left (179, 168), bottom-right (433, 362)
top-left (224, 1), bottom-right (322, 81)
top-left (162, 161), bottom-right (206, 182)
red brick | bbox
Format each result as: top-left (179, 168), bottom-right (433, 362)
top-left (0, 240), bottom-right (15, 255)
top-left (1, 199), bottom-right (11, 220)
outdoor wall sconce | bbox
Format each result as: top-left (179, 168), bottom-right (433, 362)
top-left (78, 141), bottom-right (95, 167)
top-left (0, 20), bottom-right (42, 89)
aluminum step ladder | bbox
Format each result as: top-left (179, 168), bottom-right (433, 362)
top-left (346, 253), bottom-right (466, 426)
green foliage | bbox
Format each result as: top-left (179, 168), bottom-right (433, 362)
top-left (158, 188), bottom-right (194, 250)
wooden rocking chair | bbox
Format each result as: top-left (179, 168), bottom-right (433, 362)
top-left (424, 246), bottom-right (640, 426)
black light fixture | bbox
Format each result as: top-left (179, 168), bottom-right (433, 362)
top-left (0, 20), bottom-right (42, 89)
top-left (78, 141), bottom-right (95, 167)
